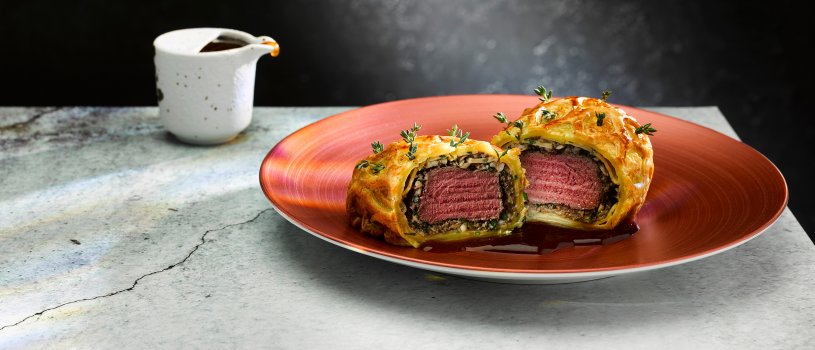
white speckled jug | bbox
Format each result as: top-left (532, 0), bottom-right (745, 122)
top-left (154, 28), bottom-right (279, 145)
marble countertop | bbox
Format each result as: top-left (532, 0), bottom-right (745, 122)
top-left (0, 107), bottom-right (812, 349)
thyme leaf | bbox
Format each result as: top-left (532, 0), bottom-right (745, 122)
top-left (447, 124), bottom-right (459, 137)
top-left (534, 85), bottom-right (553, 102)
top-left (596, 112), bottom-right (606, 126)
top-left (356, 159), bottom-right (385, 174)
top-left (457, 132), bottom-right (470, 145)
top-left (493, 112), bottom-right (508, 124)
top-left (635, 123), bottom-right (657, 136)
top-left (407, 142), bottom-right (418, 160)
top-left (494, 148), bottom-right (509, 161)
top-left (541, 108), bottom-right (557, 122)
top-left (400, 130), bottom-right (415, 143)
top-left (371, 141), bottom-right (383, 154)
top-left (370, 163), bottom-right (385, 174)
top-left (356, 160), bottom-right (370, 169)
top-left (447, 124), bottom-right (470, 148)
top-left (601, 90), bottom-right (611, 101)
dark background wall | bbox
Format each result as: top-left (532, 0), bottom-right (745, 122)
top-left (2, 0), bottom-right (812, 241)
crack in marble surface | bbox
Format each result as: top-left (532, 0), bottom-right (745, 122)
top-left (0, 107), bottom-right (62, 131)
top-left (0, 208), bottom-right (273, 332)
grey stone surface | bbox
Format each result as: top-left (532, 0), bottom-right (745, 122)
top-left (0, 107), bottom-right (812, 349)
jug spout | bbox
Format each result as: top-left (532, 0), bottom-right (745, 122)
top-left (241, 36), bottom-right (280, 62)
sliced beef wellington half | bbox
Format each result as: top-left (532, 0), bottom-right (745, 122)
top-left (347, 134), bottom-right (527, 247)
top-left (491, 96), bottom-right (655, 230)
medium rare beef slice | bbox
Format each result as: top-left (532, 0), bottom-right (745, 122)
top-left (418, 167), bottom-right (502, 224)
top-left (521, 152), bottom-right (602, 209)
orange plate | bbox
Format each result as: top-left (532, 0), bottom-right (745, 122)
top-left (259, 95), bottom-right (787, 283)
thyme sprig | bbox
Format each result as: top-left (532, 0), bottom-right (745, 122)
top-left (370, 163), bottom-right (385, 174)
top-left (355, 160), bottom-right (385, 174)
top-left (400, 122), bottom-right (422, 160)
top-left (400, 122), bottom-right (421, 143)
top-left (601, 90), bottom-right (612, 101)
top-left (534, 85), bottom-right (553, 102)
top-left (371, 141), bottom-right (383, 154)
top-left (407, 143), bottom-right (418, 159)
top-left (494, 148), bottom-right (509, 161)
top-left (494, 112), bottom-right (525, 140)
top-left (596, 112), bottom-right (606, 126)
top-left (447, 124), bottom-right (470, 148)
top-left (355, 160), bottom-right (370, 170)
top-left (540, 108), bottom-right (557, 122)
top-left (494, 112), bottom-right (509, 124)
top-left (635, 123), bottom-right (657, 136)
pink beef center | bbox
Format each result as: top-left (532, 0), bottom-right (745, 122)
top-left (521, 152), bottom-right (602, 210)
top-left (418, 167), bottom-right (503, 224)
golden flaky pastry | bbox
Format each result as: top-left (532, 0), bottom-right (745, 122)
top-left (347, 135), bottom-right (527, 247)
top-left (491, 96), bottom-right (654, 230)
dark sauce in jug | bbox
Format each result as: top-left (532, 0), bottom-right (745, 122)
top-left (199, 36), bottom-right (248, 52)
top-left (421, 221), bottom-right (639, 254)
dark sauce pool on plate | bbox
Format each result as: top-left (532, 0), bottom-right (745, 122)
top-left (421, 222), bottom-right (639, 254)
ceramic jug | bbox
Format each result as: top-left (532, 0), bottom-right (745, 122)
top-left (154, 28), bottom-right (279, 145)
